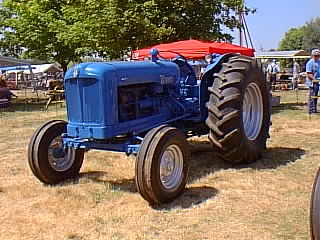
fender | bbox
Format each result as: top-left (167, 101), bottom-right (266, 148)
top-left (199, 53), bottom-right (239, 119)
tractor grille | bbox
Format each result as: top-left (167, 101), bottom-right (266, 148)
top-left (65, 78), bottom-right (103, 124)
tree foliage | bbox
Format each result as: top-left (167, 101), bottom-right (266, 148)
top-left (279, 17), bottom-right (320, 52)
top-left (304, 17), bottom-right (320, 51)
top-left (279, 27), bottom-right (305, 51)
top-left (0, 0), bottom-right (248, 71)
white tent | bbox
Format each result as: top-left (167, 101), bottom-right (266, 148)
top-left (6, 64), bottom-right (62, 74)
top-left (255, 50), bottom-right (310, 60)
top-left (3, 63), bottom-right (63, 87)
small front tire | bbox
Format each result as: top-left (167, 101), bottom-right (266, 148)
top-left (135, 126), bottom-right (190, 204)
top-left (28, 120), bottom-right (84, 184)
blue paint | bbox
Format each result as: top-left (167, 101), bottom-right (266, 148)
top-left (150, 48), bottom-right (160, 62)
top-left (63, 53), bottom-right (232, 154)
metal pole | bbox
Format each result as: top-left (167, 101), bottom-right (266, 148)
top-left (238, 0), bottom-right (246, 47)
top-left (243, 14), bottom-right (254, 49)
top-left (239, 10), bottom-right (243, 47)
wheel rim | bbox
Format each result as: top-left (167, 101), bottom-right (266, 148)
top-left (160, 144), bottom-right (184, 191)
top-left (48, 136), bottom-right (75, 172)
top-left (242, 82), bottom-right (264, 141)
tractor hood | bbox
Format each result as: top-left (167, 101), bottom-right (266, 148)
top-left (64, 61), bottom-right (181, 139)
top-left (65, 61), bottom-right (180, 86)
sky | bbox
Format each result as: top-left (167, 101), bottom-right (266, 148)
top-left (232, 0), bottom-right (320, 50)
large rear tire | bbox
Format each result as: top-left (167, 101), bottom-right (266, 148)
top-left (135, 126), bottom-right (190, 204)
top-left (28, 120), bottom-right (84, 184)
top-left (206, 55), bottom-right (270, 163)
top-left (311, 168), bottom-right (320, 240)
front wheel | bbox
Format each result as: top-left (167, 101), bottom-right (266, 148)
top-left (28, 120), bottom-right (84, 184)
top-left (135, 126), bottom-right (190, 204)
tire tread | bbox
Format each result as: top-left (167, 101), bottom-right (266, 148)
top-left (206, 55), bottom-right (270, 163)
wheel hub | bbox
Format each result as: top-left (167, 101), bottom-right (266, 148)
top-left (242, 82), bottom-right (264, 141)
top-left (52, 148), bottom-right (65, 159)
top-left (48, 136), bottom-right (75, 172)
top-left (160, 144), bottom-right (184, 190)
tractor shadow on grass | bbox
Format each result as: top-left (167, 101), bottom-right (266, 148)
top-left (154, 186), bottom-right (218, 210)
top-left (241, 146), bottom-right (305, 170)
top-left (76, 141), bottom-right (304, 209)
top-left (78, 171), bottom-right (218, 209)
top-left (187, 140), bottom-right (305, 183)
top-left (79, 171), bottom-right (137, 193)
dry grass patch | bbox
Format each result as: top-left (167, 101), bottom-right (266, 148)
top-left (0, 90), bottom-right (318, 239)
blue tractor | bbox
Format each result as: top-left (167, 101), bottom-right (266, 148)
top-left (28, 50), bottom-right (271, 204)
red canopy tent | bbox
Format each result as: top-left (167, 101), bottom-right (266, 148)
top-left (131, 40), bottom-right (254, 60)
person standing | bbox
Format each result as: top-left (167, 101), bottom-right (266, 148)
top-left (292, 60), bottom-right (300, 90)
top-left (266, 59), bottom-right (280, 87)
top-left (306, 49), bottom-right (320, 114)
top-left (0, 75), bottom-right (17, 102)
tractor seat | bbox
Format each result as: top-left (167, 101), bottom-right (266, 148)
top-left (173, 57), bottom-right (197, 86)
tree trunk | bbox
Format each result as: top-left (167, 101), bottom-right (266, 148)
top-left (61, 64), bottom-right (68, 75)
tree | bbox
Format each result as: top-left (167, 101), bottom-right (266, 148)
top-left (0, 0), bottom-right (249, 70)
top-left (0, 0), bottom-right (90, 72)
top-left (0, 5), bottom-right (23, 57)
top-left (66, 0), bottom-right (249, 57)
top-left (279, 26), bottom-right (305, 51)
top-left (279, 17), bottom-right (320, 52)
top-left (304, 17), bottom-right (320, 52)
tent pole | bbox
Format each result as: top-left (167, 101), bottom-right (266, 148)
top-left (239, 10), bottom-right (244, 47)
top-left (15, 72), bottom-right (18, 87)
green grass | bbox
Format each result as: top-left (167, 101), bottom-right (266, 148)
top-left (0, 103), bottom-right (66, 120)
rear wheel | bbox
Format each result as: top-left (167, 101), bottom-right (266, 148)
top-left (311, 168), bottom-right (320, 240)
top-left (206, 55), bottom-right (270, 163)
top-left (28, 120), bottom-right (84, 184)
top-left (135, 126), bottom-right (190, 204)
